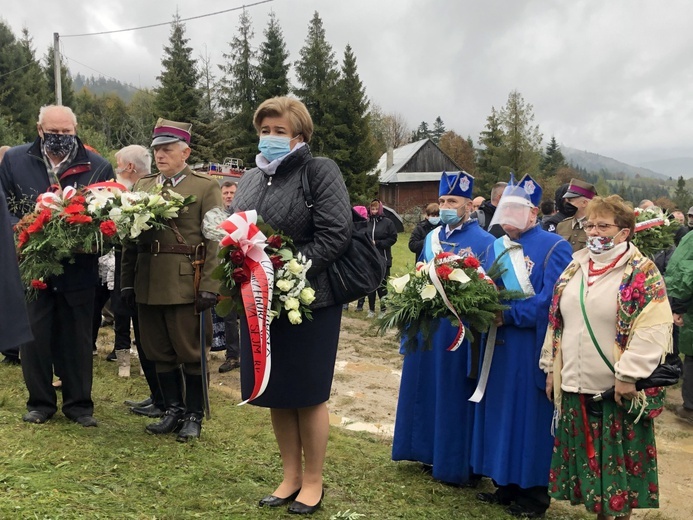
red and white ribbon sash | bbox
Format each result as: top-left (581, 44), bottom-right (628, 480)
top-left (427, 262), bottom-right (465, 351)
top-left (35, 185), bottom-right (77, 211)
top-left (218, 210), bottom-right (274, 404)
top-left (634, 217), bottom-right (665, 233)
top-left (85, 181), bottom-right (130, 192)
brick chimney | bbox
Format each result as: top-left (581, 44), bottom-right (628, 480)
top-left (386, 147), bottom-right (394, 169)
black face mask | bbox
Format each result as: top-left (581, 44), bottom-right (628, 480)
top-left (43, 133), bottom-right (76, 158)
top-left (563, 201), bottom-right (578, 218)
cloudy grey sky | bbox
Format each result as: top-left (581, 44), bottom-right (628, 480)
top-left (3, 0), bottom-right (692, 165)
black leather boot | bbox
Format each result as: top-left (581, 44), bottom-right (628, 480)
top-left (146, 370), bottom-right (185, 435)
top-left (177, 372), bottom-right (204, 442)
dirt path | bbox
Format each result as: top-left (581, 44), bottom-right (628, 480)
top-left (209, 313), bottom-right (693, 519)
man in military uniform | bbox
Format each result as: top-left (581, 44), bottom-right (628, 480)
top-left (121, 119), bottom-right (222, 442)
top-left (556, 178), bottom-right (597, 253)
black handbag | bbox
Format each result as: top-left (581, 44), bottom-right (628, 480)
top-left (300, 168), bottom-right (386, 305)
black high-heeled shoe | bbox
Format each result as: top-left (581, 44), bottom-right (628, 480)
top-left (258, 488), bottom-right (300, 507)
top-left (288, 489), bottom-right (324, 515)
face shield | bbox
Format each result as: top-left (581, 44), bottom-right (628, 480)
top-left (488, 185), bottom-right (534, 230)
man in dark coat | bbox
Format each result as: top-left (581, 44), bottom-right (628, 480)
top-left (473, 181), bottom-right (507, 238)
top-left (0, 105), bottom-right (114, 426)
top-left (121, 118), bottom-right (222, 442)
top-left (0, 186), bottom-right (32, 359)
top-left (541, 183), bottom-right (576, 233)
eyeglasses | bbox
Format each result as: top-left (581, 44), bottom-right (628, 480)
top-left (583, 223), bottom-right (619, 232)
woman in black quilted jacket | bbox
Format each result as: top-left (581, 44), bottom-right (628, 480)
top-left (231, 97), bottom-right (351, 515)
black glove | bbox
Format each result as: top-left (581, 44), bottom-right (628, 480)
top-left (196, 291), bottom-right (218, 312)
top-left (121, 288), bottom-right (136, 310)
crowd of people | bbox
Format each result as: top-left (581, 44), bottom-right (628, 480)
top-left (1, 99), bottom-right (690, 518)
top-left (395, 174), bottom-right (691, 519)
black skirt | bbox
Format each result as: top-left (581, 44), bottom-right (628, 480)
top-left (240, 304), bottom-right (342, 408)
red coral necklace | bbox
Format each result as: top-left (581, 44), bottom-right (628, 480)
top-left (587, 249), bottom-right (627, 285)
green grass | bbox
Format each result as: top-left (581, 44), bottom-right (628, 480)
top-left (0, 359), bottom-right (594, 520)
top-left (0, 231), bottom-right (590, 519)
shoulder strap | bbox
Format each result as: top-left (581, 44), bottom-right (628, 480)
top-left (579, 277), bottom-right (615, 373)
top-left (543, 240), bottom-right (561, 270)
top-left (300, 164), bottom-right (314, 211)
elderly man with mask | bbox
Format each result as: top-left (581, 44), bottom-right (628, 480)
top-left (471, 174), bottom-right (572, 518)
top-left (120, 119), bottom-right (222, 441)
top-left (0, 105), bottom-right (114, 426)
top-left (393, 171), bottom-right (495, 487)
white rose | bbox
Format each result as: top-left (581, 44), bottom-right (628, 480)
top-left (288, 258), bottom-right (304, 275)
top-left (287, 309), bottom-right (302, 325)
top-left (299, 287), bottom-right (316, 305)
top-left (284, 297), bottom-right (300, 311)
top-left (420, 284), bottom-right (437, 300)
top-left (276, 279), bottom-right (295, 292)
top-left (389, 273), bottom-right (410, 293)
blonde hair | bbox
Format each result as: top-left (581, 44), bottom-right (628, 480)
top-left (253, 97), bottom-right (313, 143)
top-left (585, 195), bottom-right (636, 239)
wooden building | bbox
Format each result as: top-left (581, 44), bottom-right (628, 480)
top-left (369, 139), bottom-right (461, 214)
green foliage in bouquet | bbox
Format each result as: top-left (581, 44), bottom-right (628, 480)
top-left (631, 207), bottom-right (677, 258)
top-left (377, 250), bottom-right (522, 353)
top-left (212, 217), bottom-right (315, 325)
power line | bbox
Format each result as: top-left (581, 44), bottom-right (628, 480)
top-left (0, 62), bottom-right (34, 80)
top-left (62, 53), bottom-right (156, 97)
top-left (61, 0), bottom-right (274, 38)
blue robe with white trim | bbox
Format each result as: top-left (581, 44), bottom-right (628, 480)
top-left (392, 220), bottom-right (494, 485)
top-left (471, 224), bottom-right (572, 488)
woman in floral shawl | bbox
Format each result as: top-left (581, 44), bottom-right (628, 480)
top-left (539, 195), bottom-right (672, 519)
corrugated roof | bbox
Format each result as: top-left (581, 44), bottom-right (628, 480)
top-left (368, 139), bottom-right (430, 183)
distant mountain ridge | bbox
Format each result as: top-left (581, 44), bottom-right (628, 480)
top-left (562, 146), bottom-right (669, 180)
top-left (639, 157), bottom-right (693, 179)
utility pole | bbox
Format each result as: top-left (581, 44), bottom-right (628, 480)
top-left (53, 32), bottom-right (62, 105)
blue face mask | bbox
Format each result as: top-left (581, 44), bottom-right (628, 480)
top-left (439, 208), bottom-right (462, 226)
top-left (258, 135), bottom-right (296, 162)
top-left (427, 216), bottom-right (441, 225)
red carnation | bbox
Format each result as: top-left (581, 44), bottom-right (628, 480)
top-left (463, 256), bottom-right (480, 269)
top-left (230, 249), bottom-right (246, 266)
top-left (232, 267), bottom-right (250, 284)
top-left (270, 255), bottom-right (285, 270)
top-left (609, 494), bottom-right (625, 512)
top-left (63, 203), bottom-right (86, 215)
top-left (436, 252), bottom-right (453, 258)
top-left (99, 220), bottom-right (117, 237)
top-left (436, 264), bottom-right (453, 280)
top-left (266, 234), bottom-right (283, 249)
top-left (71, 195), bottom-right (86, 205)
top-left (27, 209), bottom-right (52, 234)
top-left (31, 279), bottom-right (47, 290)
top-left (65, 214), bottom-right (93, 225)
top-left (17, 230), bottom-right (30, 249)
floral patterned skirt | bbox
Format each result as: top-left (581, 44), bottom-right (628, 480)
top-left (549, 392), bottom-right (659, 516)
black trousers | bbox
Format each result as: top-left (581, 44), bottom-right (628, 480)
top-left (114, 311), bottom-right (162, 407)
top-left (494, 482), bottom-right (550, 514)
top-left (224, 310), bottom-right (240, 360)
top-left (21, 288), bottom-right (95, 419)
top-left (91, 283), bottom-right (111, 350)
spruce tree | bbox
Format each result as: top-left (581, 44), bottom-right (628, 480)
top-left (294, 11), bottom-right (341, 157)
top-left (155, 14), bottom-right (200, 153)
top-left (673, 176), bottom-right (692, 211)
top-left (540, 136), bottom-right (566, 177)
top-left (334, 44), bottom-right (378, 203)
top-left (431, 116), bottom-right (445, 144)
top-left (497, 90), bottom-right (542, 175)
top-left (412, 121), bottom-right (430, 142)
top-left (218, 9), bottom-right (259, 166)
top-left (43, 45), bottom-right (75, 108)
top-left (257, 11), bottom-right (290, 102)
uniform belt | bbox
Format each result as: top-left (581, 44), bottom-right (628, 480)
top-left (137, 242), bottom-right (196, 255)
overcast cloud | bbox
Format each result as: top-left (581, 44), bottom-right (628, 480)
top-left (3, 0), bottom-right (692, 164)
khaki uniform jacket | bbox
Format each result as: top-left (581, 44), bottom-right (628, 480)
top-left (556, 217), bottom-right (586, 253)
top-left (121, 166), bottom-right (222, 305)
